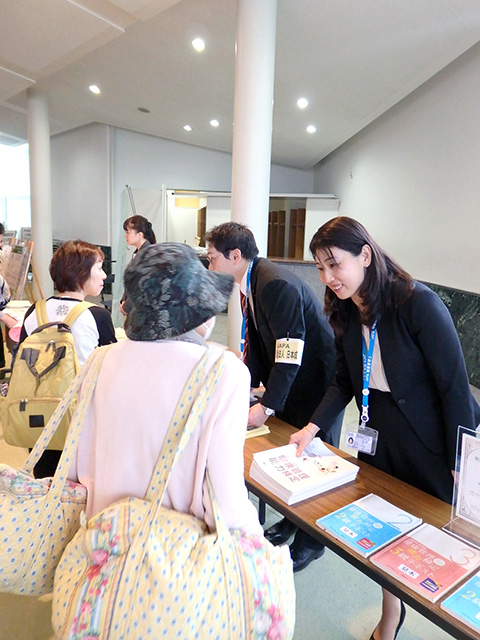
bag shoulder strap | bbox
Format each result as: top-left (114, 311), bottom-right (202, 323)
top-left (35, 299), bottom-right (48, 325)
top-left (143, 348), bottom-right (225, 520)
top-left (22, 345), bottom-right (113, 495)
top-left (63, 301), bottom-right (94, 328)
top-left (135, 349), bottom-right (234, 566)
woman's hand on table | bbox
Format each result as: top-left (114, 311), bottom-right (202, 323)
top-left (289, 422), bottom-right (319, 456)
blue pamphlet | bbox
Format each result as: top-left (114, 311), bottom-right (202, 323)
top-left (441, 571), bottom-right (480, 632)
top-left (316, 493), bottom-right (422, 557)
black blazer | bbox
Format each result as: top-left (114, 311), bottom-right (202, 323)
top-left (310, 282), bottom-right (480, 468)
top-left (121, 239), bottom-right (151, 314)
top-left (246, 258), bottom-right (336, 428)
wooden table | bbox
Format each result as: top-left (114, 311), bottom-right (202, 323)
top-left (244, 417), bottom-right (477, 640)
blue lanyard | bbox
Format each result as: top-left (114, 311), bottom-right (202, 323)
top-left (360, 320), bottom-right (377, 425)
top-left (240, 261), bottom-right (254, 356)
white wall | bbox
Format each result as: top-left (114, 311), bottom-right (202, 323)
top-left (270, 164), bottom-right (314, 196)
top-left (48, 122), bottom-right (314, 278)
top-left (313, 42), bottom-right (480, 294)
top-left (304, 198), bottom-right (339, 260)
top-left (113, 128), bottom-right (234, 196)
top-left (205, 196), bottom-right (232, 234)
top-left (113, 127), bottom-right (313, 195)
top-left (112, 129), bottom-right (313, 243)
top-left (50, 122), bottom-right (313, 275)
top-left (51, 123), bottom-right (112, 245)
top-left (47, 124), bottom-right (313, 253)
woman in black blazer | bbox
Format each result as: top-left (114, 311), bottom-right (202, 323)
top-left (120, 215), bottom-right (156, 316)
top-left (291, 216), bottom-right (480, 640)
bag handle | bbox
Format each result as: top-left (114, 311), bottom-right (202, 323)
top-left (121, 350), bottom-right (242, 616)
top-left (144, 348), bottom-right (215, 501)
top-left (205, 472), bottom-right (234, 543)
top-left (22, 345), bottom-right (112, 500)
top-left (20, 336), bottom-right (68, 380)
top-left (141, 349), bottom-right (225, 532)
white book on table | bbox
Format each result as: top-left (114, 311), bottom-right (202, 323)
top-left (249, 439), bottom-right (359, 505)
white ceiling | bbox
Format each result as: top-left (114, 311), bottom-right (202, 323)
top-left (1, 0), bottom-right (480, 169)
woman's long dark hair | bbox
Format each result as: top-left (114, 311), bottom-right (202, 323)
top-left (309, 217), bottom-right (414, 335)
top-left (123, 215), bottom-right (156, 244)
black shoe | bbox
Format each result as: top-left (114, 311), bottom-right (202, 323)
top-left (264, 518), bottom-right (297, 546)
top-left (289, 539), bottom-right (325, 572)
top-left (369, 602), bottom-right (406, 640)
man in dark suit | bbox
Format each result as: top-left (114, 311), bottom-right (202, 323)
top-left (205, 222), bottom-right (343, 571)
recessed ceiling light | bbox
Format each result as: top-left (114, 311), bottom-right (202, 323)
top-left (192, 38), bottom-right (205, 52)
top-left (306, 125), bottom-right (317, 134)
top-left (183, 125), bottom-right (192, 132)
top-left (89, 84), bottom-right (101, 95)
top-left (297, 97), bottom-right (308, 109)
top-left (210, 119), bottom-right (219, 127)
top-left (137, 107), bottom-right (150, 113)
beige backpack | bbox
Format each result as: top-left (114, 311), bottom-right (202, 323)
top-left (1, 299), bottom-right (93, 450)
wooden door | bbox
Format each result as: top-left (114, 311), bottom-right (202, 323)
top-left (276, 210), bottom-right (286, 257)
top-left (268, 210), bottom-right (278, 257)
top-left (197, 206), bottom-right (207, 245)
top-left (288, 209), bottom-right (297, 258)
top-left (295, 208), bottom-right (306, 259)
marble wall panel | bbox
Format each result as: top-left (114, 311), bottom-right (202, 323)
top-left (424, 282), bottom-right (480, 387)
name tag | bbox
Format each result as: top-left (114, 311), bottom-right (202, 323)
top-left (344, 426), bottom-right (379, 455)
top-left (275, 337), bottom-right (305, 365)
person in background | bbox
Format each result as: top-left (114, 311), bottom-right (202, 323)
top-left (120, 214), bottom-right (156, 316)
top-left (0, 223), bottom-right (17, 367)
top-left (19, 240), bottom-right (117, 477)
top-left (291, 216), bottom-right (480, 640)
top-left (205, 221), bottom-right (343, 572)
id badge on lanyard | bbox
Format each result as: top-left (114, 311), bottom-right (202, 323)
top-left (344, 321), bottom-right (379, 456)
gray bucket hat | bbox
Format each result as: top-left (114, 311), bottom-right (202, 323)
top-left (124, 242), bottom-right (234, 341)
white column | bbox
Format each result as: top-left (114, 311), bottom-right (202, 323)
top-left (227, 0), bottom-right (277, 351)
top-left (231, 0), bottom-right (277, 257)
top-left (27, 87), bottom-right (54, 299)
